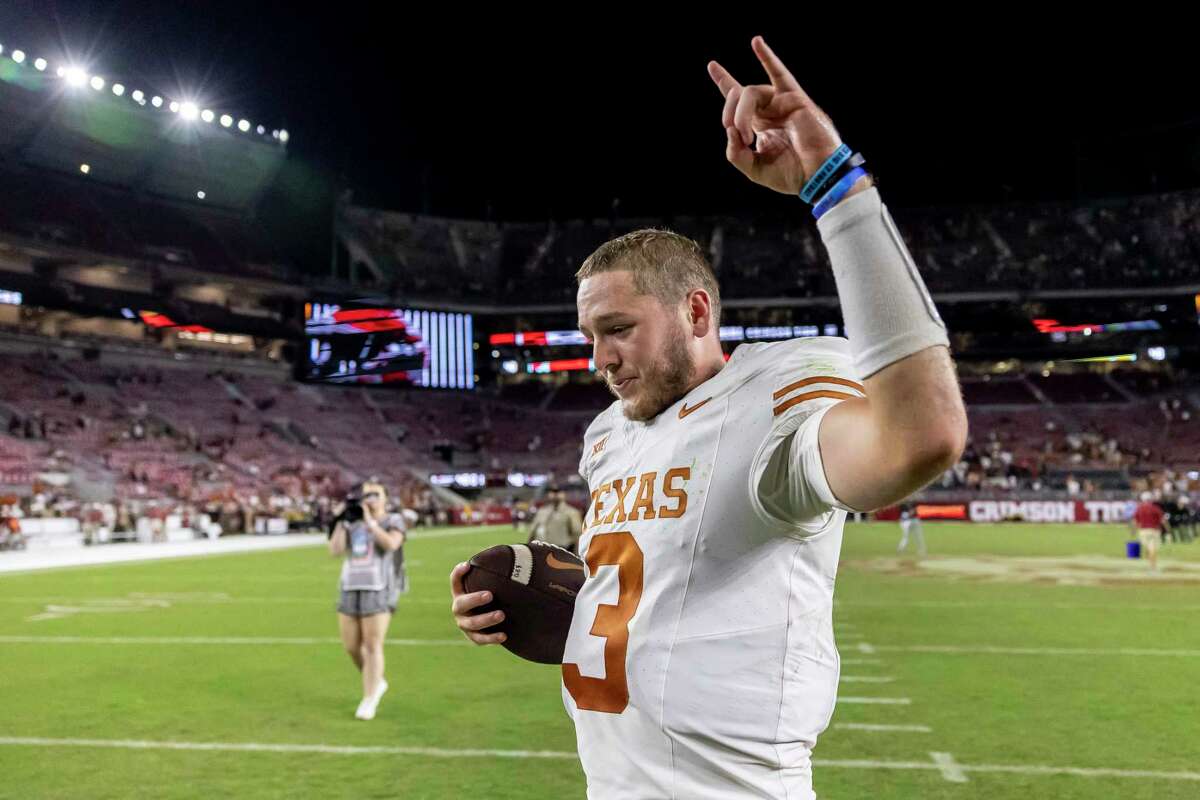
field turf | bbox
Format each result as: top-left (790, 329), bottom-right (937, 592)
top-left (1, 522), bottom-right (1197, 799)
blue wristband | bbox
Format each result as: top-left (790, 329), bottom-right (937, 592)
top-left (799, 144), bottom-right (852, 203)
top-left (812, 167), bottom-right (868, 220)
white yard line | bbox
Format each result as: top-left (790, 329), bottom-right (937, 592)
top-left (0, 535), bottom-right (325, 575)
top-left (836, 600), bottom-right (1200, 612)
top-left (0, 526), bottom-right (498, 576)
top-left (837, 696), bottom-right (911, 705)
top-left (0, 635), bottom-right (467, 647)
top-left (874, 644), bottom-right (1200, 658)
top-left (0, 595), bottom-right (450, 606)
top-left (0, 736), bottom-right (573, 759)
top-left (930, 751), bottom-right (969, 783)
top-left (835, 723), bottom-right (931, 733)
top-left (0, 596), bottom-right (449, 606)
top-left (819, 756), bottom-right (1200, 783)
top-left (3, 737), bottom-right (1197, 784)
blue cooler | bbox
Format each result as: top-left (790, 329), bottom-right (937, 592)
top-left (1126, 541), bottom-right (1141, 559)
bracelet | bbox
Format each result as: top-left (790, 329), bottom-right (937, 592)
top-left (824, 152), bottom-right (866, 189)
top-left (812, 166), bottom-right (869, 220)
top-left (799, 144), bottom-right (852, 203)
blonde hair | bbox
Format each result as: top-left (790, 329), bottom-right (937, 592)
top-left (575, 229), bottom-right (721, 326)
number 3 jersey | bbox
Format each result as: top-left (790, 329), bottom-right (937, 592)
top-left (562, 337), bottom-right (865, 799)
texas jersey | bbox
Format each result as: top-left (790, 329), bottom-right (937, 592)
top-left (563, 337), bottom-right (865, 799)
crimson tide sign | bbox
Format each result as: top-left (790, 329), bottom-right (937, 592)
top-left (966, 500), bottom-right (1132, 523)
top-left (888, 500), bottom-right (1136, 523)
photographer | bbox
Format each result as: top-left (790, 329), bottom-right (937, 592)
top-left (328, 482), bottom-right (407, 720)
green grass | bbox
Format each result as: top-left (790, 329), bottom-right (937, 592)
top-left (0, 523), bottom-right (1197, 799)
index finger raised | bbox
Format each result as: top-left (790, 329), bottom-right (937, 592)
top-left (707, 60), bottom-right (742, 99)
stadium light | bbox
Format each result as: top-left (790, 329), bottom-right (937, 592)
top-left (131, 89), bottom-right (143, 102)
top-left (90, 76), bottom-right (105, 91)
top-left (237, 119), bottom-right (250, 132)
top-left (196, 190), bottom-right (206, 200)
top-left (152, 95), bottom-right (163, 108)
top-left (55, 66), bottom-right (64, 77)
top-left (64, 67), bottom-right (87, 87)
top-left (278, 129), bottom-right (289, 143)
top-left (112, 83), bottom-right (125, 96)
top-left (12, 50), bottom-right (25, 64)
top-left (256, 125), bottom-right (265, 135)
top-left (33, 58), bottom-right (47, 71)
top-left (178, 101), bottom-right (197, 119)
top-left (80, 164), bottom-right (90, 175)
top-left (200, 109), bottom-right (214, 123)
top-left (219, 114), bottom-right (233, 128)
top-left (0, 45), bottom-right (4, 56)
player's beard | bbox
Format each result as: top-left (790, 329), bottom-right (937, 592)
top-left (612, 324), bottom-right (694, 422)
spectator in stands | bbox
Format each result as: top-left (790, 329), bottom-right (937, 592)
top-left (0, 506), bottom-right (25, 550)
top-left (1130, 491), bottom-right (1168, 572)
top-left (526, 485), bottom-right (583, 553)
top-left (329, 481), bottom-right (408, 721)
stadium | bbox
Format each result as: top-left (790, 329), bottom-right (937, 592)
top-left (0, 9), bottom-right (1197, 800)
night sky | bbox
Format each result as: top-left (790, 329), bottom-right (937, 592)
top-left (2, 4), bottom-right (1198, 223)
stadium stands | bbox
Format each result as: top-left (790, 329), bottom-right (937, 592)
top-left (4, 328), bottom-right (1200, 530)
top-left (338, 188), bottom-right (1200, 303)
top-left (0, 163), bottom-right (291, 280)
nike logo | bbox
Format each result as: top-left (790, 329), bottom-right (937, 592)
top-left (545, 552), bottom-right (584, 572)
top-left (678, 397), bottom-right (713, 419)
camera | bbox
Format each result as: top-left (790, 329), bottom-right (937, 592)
top-left (341, 498), bottom-right (365, 524)
top-left (328, 489), bottom-right (382, 537)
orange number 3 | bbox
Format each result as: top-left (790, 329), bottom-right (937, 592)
top-left (562, 531), bottom-right (644, 713)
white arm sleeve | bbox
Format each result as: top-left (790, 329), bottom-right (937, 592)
top-left (817, 187), bottom-right (950, 378)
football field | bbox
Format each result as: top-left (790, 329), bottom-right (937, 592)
top-left (1, 523), bottom-right (1197, 799)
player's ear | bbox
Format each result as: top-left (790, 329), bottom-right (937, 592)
top-left (685, 289), bottom-right (714, 337)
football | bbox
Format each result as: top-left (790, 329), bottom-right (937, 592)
top-left (462, 541), bottom-right (586, 664)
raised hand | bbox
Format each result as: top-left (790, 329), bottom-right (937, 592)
top-left (708, 37), bottom-right (848, 196)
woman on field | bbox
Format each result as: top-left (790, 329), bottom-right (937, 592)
top-left (329, 482), bottom-right (407, 720)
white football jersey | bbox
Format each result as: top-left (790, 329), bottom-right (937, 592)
top-left (562, 337), bottom-right (865, 799)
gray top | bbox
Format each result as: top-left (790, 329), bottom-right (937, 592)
top-left (339, 513), bottom-right (405, 592)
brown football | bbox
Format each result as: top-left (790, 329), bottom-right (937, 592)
top-left (461, 541), bottom-right (586, 664)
